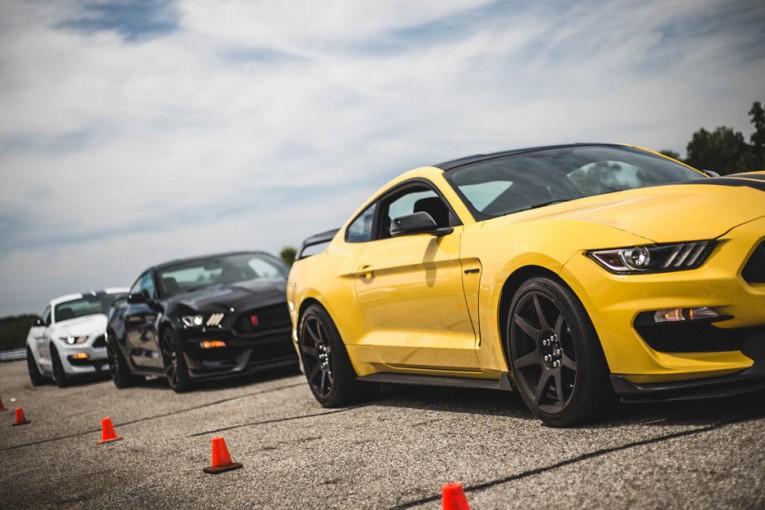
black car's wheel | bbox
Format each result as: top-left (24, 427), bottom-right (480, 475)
top-left (50, 346), bottom-right (69, 388)
top-left (506, 277), bottom-right (613, 427)
top-left (106, 336), bottom-right (143, 388)
top-left (298, 304), bottom-right (377, 407)
top-left (26, 346), bottom-right (46, 386)
top-left (161, 329), bottom-right (193, 393)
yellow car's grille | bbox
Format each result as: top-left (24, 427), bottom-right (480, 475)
top-left (635, 322), bottom-right (764, 353)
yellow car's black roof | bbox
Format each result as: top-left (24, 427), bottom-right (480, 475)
top-left (434, 143), bottom-right (626, 171)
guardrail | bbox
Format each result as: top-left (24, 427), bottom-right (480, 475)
top-left (0, 348), bottom-right (26, 362)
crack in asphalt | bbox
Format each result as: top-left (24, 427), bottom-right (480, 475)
top-left (188, 405), bottom-right (364, 437)
top-left (0, 382), bottom-right (306, 452)
top-left (389, 412), bottom-right (762, 509)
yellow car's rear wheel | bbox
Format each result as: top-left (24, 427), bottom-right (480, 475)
top-left (507, 277), bottom-right (612, 426)
top-left (299, 304), bottom-right (377, 407)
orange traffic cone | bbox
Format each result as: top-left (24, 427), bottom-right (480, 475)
top-left (203, 436), bottom-right (243, 474)
top-left (442, 482), bottom-right (471, 510)
top-left (98, 417), bottom-right (123, 443)
top-left (12, 407), bottom-right (30, 426)
top-left (0, 397), bottom-right (7, 412)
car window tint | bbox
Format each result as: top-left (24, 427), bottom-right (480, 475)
top-left (377, 185), bottom-right (455, 239)
top-left (42, 305), bottom-right (51, 326)
top-left (458, 181), bottom-right (512, 211)
top-left (568, 160), bottom-right (672, 196)
top-left (387, 189), bottom-right (437, 220)
top-left (447, 145), bottom-right (702, 219)
top-left (54, 293), bottom-right (123, 321)
top-left (138, 273), bottom-right (156, 299)
top-left (157, 253), bottom-right (287, 296)
top-left (248, 257), bottom-right (282, 278)
top-left (346, 203), bottom-right (376, 243)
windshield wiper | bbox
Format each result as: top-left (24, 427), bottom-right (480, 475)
top-left (519, 199), bottom-right (573, 212)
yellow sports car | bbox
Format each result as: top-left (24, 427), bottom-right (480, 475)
top-left (287, 144), bottom-right (765, 426)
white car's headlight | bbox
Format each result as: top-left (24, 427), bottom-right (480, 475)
top-left (60, 335), bottom-right (89, 345)
top-left (588, 241), bottom-right (715, 274)
top-left (181, 315), bottom-right (204, 327)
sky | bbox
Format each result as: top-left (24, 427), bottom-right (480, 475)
top-left (1, 0), bottom-right (764, 317)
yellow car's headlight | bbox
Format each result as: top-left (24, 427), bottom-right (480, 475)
top-left (588, 241), bottom-right (715, 274)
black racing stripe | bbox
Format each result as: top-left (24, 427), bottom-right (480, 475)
top-left (683, 177), bottom-right (765, 192)
top-left (732, 172), bottom-right (765, 182)
top-left (81, 290), bottom-right (107, 297)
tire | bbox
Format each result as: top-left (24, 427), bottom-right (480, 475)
top-left (106, 336), bottom-right (143, 388)
top-left (505, 277), bottom-right (614, 427)
top-left (50, 346), bottom-right (69, 388)
top-left (160, 328), bottom-right (193, 393)
top-left (298, 304), bottom-right (378, 407)
top-left (26, 346), bottom-right (46, 386)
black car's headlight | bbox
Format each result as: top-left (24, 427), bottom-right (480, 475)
top-left (588, 241), bottom-right (715, 274)
top-left (181, 315), bottom-right (204, 327)
top-left (180, 313), bottom-right (225, 327)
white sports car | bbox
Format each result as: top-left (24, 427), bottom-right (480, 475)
top-left (26, 289), bottom-right (128, 387)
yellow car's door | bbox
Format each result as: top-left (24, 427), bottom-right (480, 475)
top-left (352, 185), bottom-right (479, 372)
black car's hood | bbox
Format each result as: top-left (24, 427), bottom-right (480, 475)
top-left (169, 278), bottom-right (287, 313)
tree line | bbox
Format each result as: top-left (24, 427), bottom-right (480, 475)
top-left (661, 100), bottom-right (764, 175)
top-left (0, 315), bottom-right (38, 352)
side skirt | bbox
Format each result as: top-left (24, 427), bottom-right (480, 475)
top-left (358, 372), bottom-right (514, 391)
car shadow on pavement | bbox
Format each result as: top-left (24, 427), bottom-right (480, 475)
top-left (131, 363), bottom-right (303, 393)
top-left (373, 384), bottom-right (535, 420)
top-left (54, 371), bottom-right (112, 388)
top-left (370, 384), bottom-right (765, 428)
top-left (603, 387), bottom-right (765, 429)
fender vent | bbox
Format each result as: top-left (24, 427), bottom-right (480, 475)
top-left (742, 241), bottom-right (765, 284)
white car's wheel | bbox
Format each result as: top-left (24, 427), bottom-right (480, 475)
top-left (26, 346), bottom-right (46, 386)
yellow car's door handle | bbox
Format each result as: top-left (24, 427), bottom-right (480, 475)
top-left (356, 265), bottom-right (374, 279)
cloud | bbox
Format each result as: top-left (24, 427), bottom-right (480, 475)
top-left (0, 0), bottom-right (764, 315)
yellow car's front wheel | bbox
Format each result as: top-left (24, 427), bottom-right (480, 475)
top-left (506, 277), bottom-right (614, 427)
top-left (298, 304), bottom-right (378, 407)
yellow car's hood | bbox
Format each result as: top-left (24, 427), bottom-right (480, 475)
top-left (515, 174), bottom-right (765, 243)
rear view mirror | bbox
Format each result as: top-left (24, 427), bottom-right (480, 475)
top-left (127, 292), bottom-right (146, 304)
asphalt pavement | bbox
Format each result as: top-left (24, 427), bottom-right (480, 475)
top-left (1, 359), bottom-right (763, 509)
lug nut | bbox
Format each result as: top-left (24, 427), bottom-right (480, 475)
top-left (543, 354), bottom-right (552, 362)
top-left (552, 360), bottom-right (561, 368)
top-left (542, 339), bottom-right (550, 347)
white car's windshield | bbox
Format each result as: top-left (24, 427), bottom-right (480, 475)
top-left (54, 293), bottom-right (126, 322)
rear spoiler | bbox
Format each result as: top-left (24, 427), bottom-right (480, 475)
top-left (298, 228), bottom-right (339, 260)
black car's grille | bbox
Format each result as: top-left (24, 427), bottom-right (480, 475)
top-left (92, 335), bottom-right (106, 348)
top-left (636, 323), bottom-right (765, 353)
top-left (234, 304), bottom-right (291, 335)
top-left (742, 241), bottom-right (765, 284)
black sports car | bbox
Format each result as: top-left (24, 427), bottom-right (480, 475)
top-left (105, 251), bottom-right (298, 392)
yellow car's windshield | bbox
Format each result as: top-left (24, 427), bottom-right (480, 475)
top-left (444, 145), bottom-right (702, 219)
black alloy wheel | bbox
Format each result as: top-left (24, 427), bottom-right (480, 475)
top-left (106, 336), bottom-right (142, 388)
top-left (507, 277), bottom-right (613, 427)
top-left (26, 346), bottom-right (46, 386)
top-left (160, 329), bottom-right (193, 393)
top-left (50, 346), bottom-right (69, 388)
top-left (298, 304), bottom-right (377, 407)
